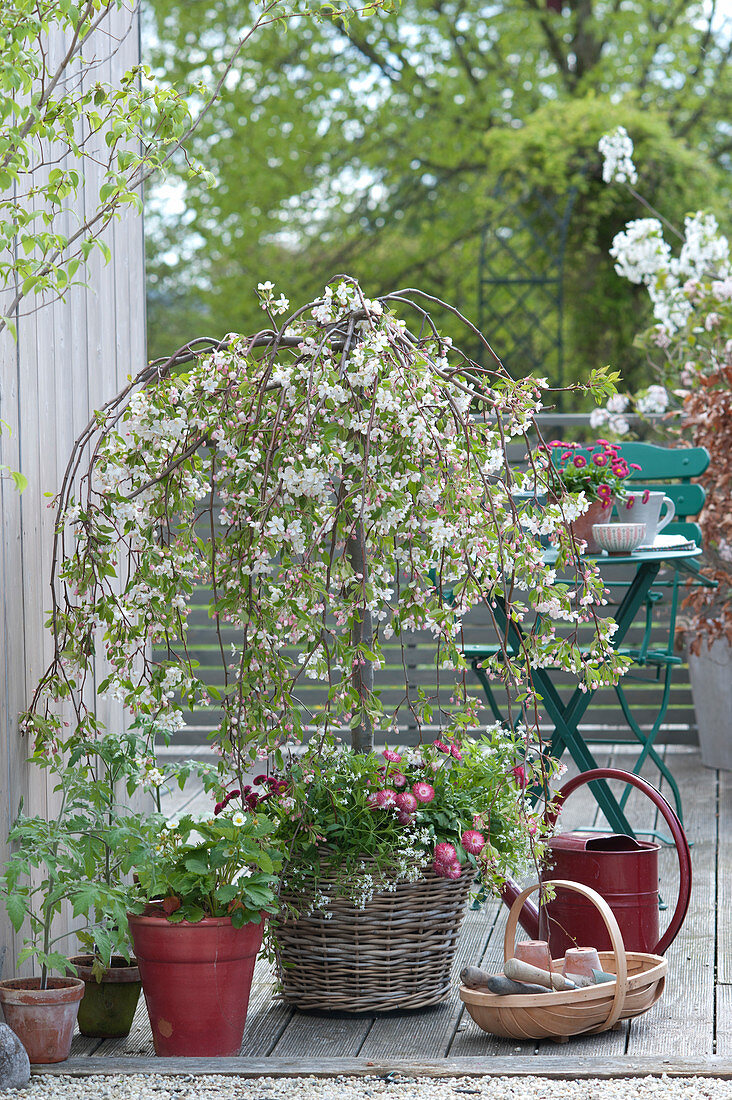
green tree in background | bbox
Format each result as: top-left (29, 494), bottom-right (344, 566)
top-left (146, 0), bottom-right (732, 393)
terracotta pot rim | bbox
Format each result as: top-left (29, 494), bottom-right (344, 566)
top-left (68, 955), bottom-right (140, 984)
top-left (127, 910), bottom-right (265, 928)
top-left (0, 977), bottom-right (85, 1005)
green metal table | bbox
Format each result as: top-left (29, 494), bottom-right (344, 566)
top-left (467, 546), bottom-right (705, 838)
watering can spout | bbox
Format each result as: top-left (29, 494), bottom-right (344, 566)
top-left (500, 877), bottom-right (540, 940)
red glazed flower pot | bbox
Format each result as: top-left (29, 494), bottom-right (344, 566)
top-left (127, 913), bottom-right (264, 1057)
top-left (0, 977), bottom-right (85, 1064)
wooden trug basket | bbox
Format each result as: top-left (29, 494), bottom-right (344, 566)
top-left (460, 879), bottom-right (667, 1042)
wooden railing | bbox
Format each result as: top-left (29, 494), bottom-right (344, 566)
top-left (158, 413), bottom-right (699, 751)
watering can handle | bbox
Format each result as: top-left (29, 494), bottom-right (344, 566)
top-left (549, 767), bottom-right (692, 956)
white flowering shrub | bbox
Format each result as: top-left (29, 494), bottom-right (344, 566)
top-left (27, 278), bottom-right (627, 785)
top-left (598, 129), bottom-right (732, 648)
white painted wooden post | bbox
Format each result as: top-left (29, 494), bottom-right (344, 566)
top-left (0, 4), bottom-right (146, 976)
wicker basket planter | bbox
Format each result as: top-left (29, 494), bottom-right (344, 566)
top-left (275, 865), bottom-right (473, 1013)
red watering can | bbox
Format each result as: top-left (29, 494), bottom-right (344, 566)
top-left (501, 768), bottom-right (692, 956)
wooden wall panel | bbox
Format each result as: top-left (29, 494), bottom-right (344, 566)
top-left (0, 6), bottom-right (144, 975)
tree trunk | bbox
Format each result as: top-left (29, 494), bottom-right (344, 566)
top-left (346, 519), bottom-right (374, 753)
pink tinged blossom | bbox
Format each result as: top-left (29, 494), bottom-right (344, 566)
top-left (434, 841), bottom-right (458, 866)
top-left (391, 771), bottom-right (407, 788)
top-left (382, 748), bottom-right (402, 763)
top-left (461, 829), bottom-right (486, 855)
top-left (412, 781), bottom-right (436, 803)
top-left (573, 455), bottom-right (587, 468)
top-left (396, 791), bottom-right (418, 813)
top-left (375, 788), bottom-right (397, 808)
top-left (511, 764), bottom-right (527, 788)
top-left (444, 861), bottom-right (463, 881)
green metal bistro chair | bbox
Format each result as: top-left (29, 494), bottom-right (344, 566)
top-left (592, 442), bottom-right (709, 821)
top-left (464, 442), bottom-right (711, 826)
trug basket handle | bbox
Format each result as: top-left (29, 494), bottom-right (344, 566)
top-left (504, 878), bottom-right (629, 1033)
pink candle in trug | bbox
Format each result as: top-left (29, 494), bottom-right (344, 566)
top-left (514, 940), bottom-right (553, 970)
top-left (562, 947), bottom-right (601, 978)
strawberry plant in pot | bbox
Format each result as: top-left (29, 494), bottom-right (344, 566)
top-left (127, 806), bottom-right (282, 1057)
top-left (23, 276), bottom-right (629, 1015)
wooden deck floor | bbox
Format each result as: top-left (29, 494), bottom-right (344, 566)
top-left (51, 745), bottom-right (731, 1077)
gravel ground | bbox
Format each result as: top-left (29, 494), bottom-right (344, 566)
top-left (4, 1076), bottom-right (731, 1100)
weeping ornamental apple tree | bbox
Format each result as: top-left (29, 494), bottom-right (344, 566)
top-left (25, 277), bottom-right (626, 779)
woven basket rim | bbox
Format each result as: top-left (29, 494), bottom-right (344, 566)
top-left (459, 952), bottom-right (667, 1012)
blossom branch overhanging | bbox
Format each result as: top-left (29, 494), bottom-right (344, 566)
top-left (25, 278), bottom-right (630, 786)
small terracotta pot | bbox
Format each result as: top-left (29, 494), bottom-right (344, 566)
top-left (570, 498), bottom-right (614, 554)
top-left (128, 913), bottom-right (264, 1057)
top-left (514, 940), bottom-right (552, 970)
top-left (68, 955), bottom-right (141, 1039)
top-left (562, 946), bottom-right (602, 979)
top-left (0, 977), bottom-right (84, 1064)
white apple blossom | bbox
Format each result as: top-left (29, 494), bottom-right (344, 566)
top-left (598, 127), bottom-right (638, 186)
top-left (27, 277), bottom-right (628, 780)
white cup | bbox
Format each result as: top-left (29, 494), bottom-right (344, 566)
top-left (619, 491), bottom-right (675, 545)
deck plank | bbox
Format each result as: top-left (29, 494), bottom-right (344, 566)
top-left (239, 957), bottom-right (293, 1056)
top-left (718, 768), bottom-right (731, 985)
top-left (268, 1011), bottom-right (373, 1059)
top-left (67, 1036), bottom-right (103, 1058)
top-left (717, 986), bottom-right (732, 1057)
top-left (626, 750), bottom-right (716, 1057)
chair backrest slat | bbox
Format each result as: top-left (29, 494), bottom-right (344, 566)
top-left (618, 442), bottom-right (710, 481)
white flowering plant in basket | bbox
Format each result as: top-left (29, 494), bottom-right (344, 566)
top-left (26, 278), bottom-right (628, 846)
